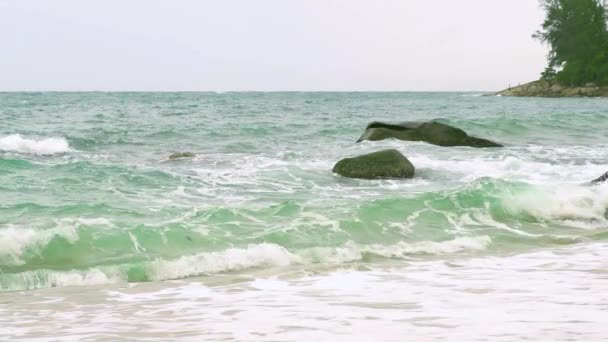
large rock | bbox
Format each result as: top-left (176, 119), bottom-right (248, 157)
top-left (332, 149), bottom-right (415, 179)
top-left (356, 121), bottom-right (502, 148)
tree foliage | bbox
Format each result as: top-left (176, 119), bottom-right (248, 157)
top-left (533, 0), bottom-right (608, 85)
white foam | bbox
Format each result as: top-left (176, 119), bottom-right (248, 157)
top-left (407, 145), bottom-right (608, 185)
top-left (148, 243), bottom-right (299, 280)
top-left (106, 283), bottom-right (214, 302)
top-left (296, 243), bottom-right (363, 264)
top-left (122, 237), bottom-right (492, 284)
top-left (0, 134), bottom-right (71, 155)
top-left (59, 217), bottom-right (113, 226)
top-left (0, 268), bottom-right (122, 291)
top-left (0, 225), bottom-right (38, 265)
top-left (503, 183), bottom-right (608, 225)
top-left (50, 268), bottom-right (120, 288)
top-left (5, 243), bottom-right (608, 340)
top-left (365, 236), bottom-right (492, 257)
top-left (461, 209), bottom-right (541, 237)
top-left (143, 237), bottom-right (492, 283)
top-left (292, 237), bottom-right (489, 265)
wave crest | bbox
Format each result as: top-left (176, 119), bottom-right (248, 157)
top-left (0, 134), bottom-right (71, 155)
top-left (0, 237), bottom-right (491, 291)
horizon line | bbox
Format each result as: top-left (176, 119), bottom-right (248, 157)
top-left (0, 89), bottom-right (498, 93)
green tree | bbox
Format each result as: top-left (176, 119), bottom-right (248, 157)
top-left (533, 0), bottom-right (608, 85)
top-left (540, 66), bottom-right (557, 83)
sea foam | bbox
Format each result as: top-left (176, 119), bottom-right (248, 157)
top-left (148, 238), bottom-right (492, 282)
top-left (0, 134), bottom-right (71, 155)
top-left (503, 183), bottom-right (608, 225)
top-left (148, 243), bottom-right (297, 280)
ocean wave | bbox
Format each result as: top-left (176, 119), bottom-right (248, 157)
top-left (148, 243), bottom-right (297, 280)
top-left (149, 237), bottom-right (493, 282)
top-left (502, 183), bottom-right (608, 225)
top-left (364, 236), bottom-right (492, 256)
top-left (2, 176), bottom-right (608, 292)
top-left (0, 134), bottom-right (71, 155)
top-left (295, 236), bottom-right (492, 263)
top-left (0, 237), bottom-right (492, 291)
top-left (2, 179), bottom-right (607, 275)
top-left (0, 223), bottom-right (80, 266)
top-left (0, 268), bottom-right (122, 292)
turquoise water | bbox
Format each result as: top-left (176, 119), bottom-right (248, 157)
top-left (1, 92), bottom-right (608, 292)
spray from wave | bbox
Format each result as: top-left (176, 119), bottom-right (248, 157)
top-left (0, 134), bottom-right (71, 155)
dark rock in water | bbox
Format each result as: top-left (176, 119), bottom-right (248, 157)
top-left (356, 121), bottom-right (502, 148)
top-left (332, 149), bottom-right (415, 179)
top-left (590, 171), bottom-right (608, 184)
top-left (169, 152), bottom-right (195, 160)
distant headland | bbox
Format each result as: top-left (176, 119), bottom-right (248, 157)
top-left (498, 0), bottom-right (608, 98)
top-left (496, 80), bottom-right (608, 97)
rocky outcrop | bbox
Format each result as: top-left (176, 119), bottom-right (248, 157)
top-left (169, 152), bottom-right (195, 160)
top-left (332, 149), bottom-right (415, 179)
top-left (496, 80), bottom-right (608, 97)
top-left (356, 121), bottom-right (502, 148)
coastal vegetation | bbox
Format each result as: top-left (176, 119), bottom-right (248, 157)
top-left (498, 0), bottom-right (608, 96)
top-left (534, 0), bottom-right (608, 86)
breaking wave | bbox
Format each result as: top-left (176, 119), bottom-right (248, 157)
top-left (0, 134), bottom-right (71, 155)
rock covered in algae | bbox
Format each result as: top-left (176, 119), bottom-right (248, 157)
top-left (356, 121), bottom-right (502, 148)
top-left (333, 149), bottom-right (415, 179)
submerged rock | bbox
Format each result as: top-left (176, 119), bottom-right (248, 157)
top-left (356, 121), bottom-right (502, 148)
top-left (169, 151), bottom-right (195, 160)
top-left (332, 149), bottom-right (415, 179)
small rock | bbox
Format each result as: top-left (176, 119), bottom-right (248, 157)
top-left (169, 152), bottom-right (195, 160)
top-left (590, 171), bottom-right (608, 184)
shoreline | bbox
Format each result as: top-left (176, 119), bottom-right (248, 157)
top-left (495, 80), bottom-right (608, 97)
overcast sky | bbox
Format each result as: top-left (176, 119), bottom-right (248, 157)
top-left (0, 0), bottom-right (547, 91)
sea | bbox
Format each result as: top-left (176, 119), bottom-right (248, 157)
top-left (1, 92), bottom-right (607, 341)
